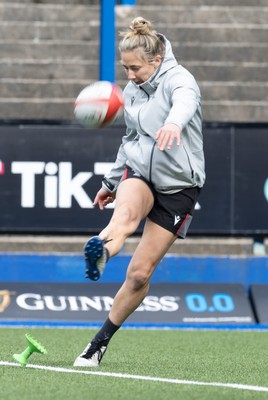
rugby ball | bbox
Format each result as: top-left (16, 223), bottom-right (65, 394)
top-left (74, 81), bottom-right (124, 128)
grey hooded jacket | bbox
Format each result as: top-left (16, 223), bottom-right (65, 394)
top-left (102, 36), bottom-right (205, 194)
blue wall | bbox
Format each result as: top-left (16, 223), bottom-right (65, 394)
top-left (1, 253), bottom-right (268, 290)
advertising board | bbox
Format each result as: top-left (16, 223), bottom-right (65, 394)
top-left (0, 122), bottom-right (267, 234)
top-left (0, 282), bottom-right (255, 325)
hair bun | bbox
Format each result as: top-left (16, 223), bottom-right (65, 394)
top-left (119, 16), bottom-right (165, 60)
top-left (130, 17), bottom-right (152, 35)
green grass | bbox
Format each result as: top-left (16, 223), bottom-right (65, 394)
top-left (1, 327), bottom-right (268, 400)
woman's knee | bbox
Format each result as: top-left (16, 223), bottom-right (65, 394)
top-left (126, 264), bottom-right (152, 292)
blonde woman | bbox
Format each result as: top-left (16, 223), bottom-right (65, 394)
top-left (74, 16), bottom-right (205, 367)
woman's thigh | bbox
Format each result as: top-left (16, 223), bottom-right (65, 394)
top-left (99, 178), bottom-right (154, 253)
top-left (110, 178), bottom-right (154, 224)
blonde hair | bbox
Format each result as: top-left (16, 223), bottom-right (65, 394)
top-left (119, 17), bottom-right (165, 63)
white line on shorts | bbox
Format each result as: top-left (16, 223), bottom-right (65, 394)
top-left (1, 361), bottom-right (268, 393)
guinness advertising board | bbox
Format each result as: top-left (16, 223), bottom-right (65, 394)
top-left (0, 282), bottom-right (255, 325)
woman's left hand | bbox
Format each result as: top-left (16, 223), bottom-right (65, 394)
top-left (155, 123), bottom-right (181, 151)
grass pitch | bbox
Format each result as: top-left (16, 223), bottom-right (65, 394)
top-left (0, 327), bottom-right (268, 400)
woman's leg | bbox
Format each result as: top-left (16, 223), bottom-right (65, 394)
top-left (84, 178), bottom-right (154, 281)
top-left (74, 182), bottom-right (177, 367)
top-left (109, 218), bottom-right (177, 326)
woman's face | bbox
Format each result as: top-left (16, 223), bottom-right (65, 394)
top-left (121, 50), bottom-right (162, 85)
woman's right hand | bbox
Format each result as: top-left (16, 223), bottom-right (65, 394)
top-left (93, 188), bottom-right (116, 210)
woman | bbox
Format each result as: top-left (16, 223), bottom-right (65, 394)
top-left (74, 16), bottom-right (205, 367)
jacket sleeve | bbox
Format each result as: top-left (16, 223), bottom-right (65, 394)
top-left (164, 72), bottom-right (201, 131)
top-left (102, 128), bottom-right (137, 193)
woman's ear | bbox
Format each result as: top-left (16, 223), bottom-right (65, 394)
top-left (154, 55), bottom-right (162, 67)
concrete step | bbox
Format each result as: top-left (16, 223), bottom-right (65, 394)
top-left (0, 79), bottom-right (92, 99)
top-left (181, 63), bottom-right (268, 83)
top-left (0, 0), bottom-right (98, 3)
top-left (1, 41), bottom-right (267, 63)
top-left (162, 25), bottom-right (268, 44)
top-left (0, 41), bottom-right (99, 60)
top-left (117, 5), bottom-right (268, 25)
top-left (117, 61), bottom-right (268, 82)
top-left (0, 0), bottom-right (266, 5)
top-left (1, 80), bottom-right (267, 103)
top-left (0, 59), bottom-right (99, 80)
top-left (0, 99), bottom-right (74, 120)
top-left (1, 59), bottom-right (267, 83)
top-left (1, 22), bottom-right (268, 44)
top-left (0, 4), bottom-right (99, 22)
top-left (137, 0), bottom-right (268, 6)
top-left (1, 4), bottom-right (267, 25)
top-left (202, 101), bottom-right (268, 122)
top-left (0, 234), bottom-right (259, 256)
top-left (117, 61), bottom-right (268, 83)
top-left (116, 59), bottom-right (268, 82)
top-left (0, 21), bottom-right (99, 41)
top-left (200, 82), bottom-right (268, 102)
top-left (0, 98), bottom-right (267, 122)
top-left (170, 43), bottom-right (268, 63)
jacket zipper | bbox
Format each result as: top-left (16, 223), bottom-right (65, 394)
top-left (137, 87), bottom-right (149, 133)
top-left (138, 88), bottom-right (156, 182)
top-left (137, 87), bottom-right (156, 182)
top-left (183, 144), bottom-right (194, 179)
top-left (149, 141), bottom-right (156, 182)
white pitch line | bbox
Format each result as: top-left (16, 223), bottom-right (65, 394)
top-left (1, 361), bottom-right (268, 393)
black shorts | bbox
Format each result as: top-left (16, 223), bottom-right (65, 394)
top-left (122, 167), bottom-right (201, 238)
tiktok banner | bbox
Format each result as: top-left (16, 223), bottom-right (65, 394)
top-left (0, 121), bottom-right (267, 234)
top-left (0, 122), bottom-right (121, 232)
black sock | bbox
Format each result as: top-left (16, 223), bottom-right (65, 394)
top-left (92, 317), bottom-right (120, 347)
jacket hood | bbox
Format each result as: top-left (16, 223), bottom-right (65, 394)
top-left (132, 35), bottom-right (178, 95)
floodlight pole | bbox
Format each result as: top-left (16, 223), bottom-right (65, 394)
top-left (100, 0), bottom-right (136, 82)
top-left (100, 0), bottom-right (116, 82)
top-left (120, 0), bottom-right (136, 4)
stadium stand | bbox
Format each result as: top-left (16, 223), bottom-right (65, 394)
top-left (0, 0), bottom-right (267, 122)
top-left (0, 0), bottom-right (267, 255)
